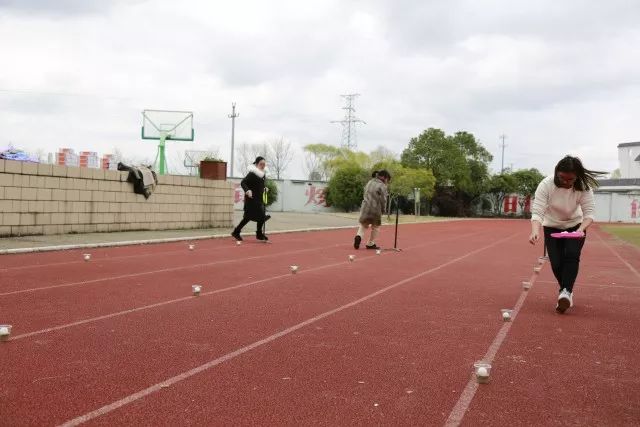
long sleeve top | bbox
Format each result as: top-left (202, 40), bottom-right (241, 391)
top-left (530, 175), bottom-right (595, 229)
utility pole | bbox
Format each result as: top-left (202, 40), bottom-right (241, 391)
top-left (228, 103), bottom-right (239, 177)
top-left (331, 94), bottom-right (366, 150)
top-left (499, 134), bottom-right (507, 174)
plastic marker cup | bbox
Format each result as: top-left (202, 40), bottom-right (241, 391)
top-left (376, 250), bottom-right (381, 255)
top-left (192, 285), bottom-right (202, 296)
top-left (522, 281), bottom-right (532, 291)
top-left (0, 325), bottom-right (12, 342)
top-left (474, 361), bottom-right (491, 384)
top-left (533, 266), bottom-right (541, 273)
top-left (290, 265), bottom-right (299, 274)
top-left (236, 241), bottom-right (242, 246)
top-left (537, 257), bottom-right (545, 265)
top-left (501, 309), bottom-right (513, 322)
top-left (83, 254), bottom-right (91, 262)
top-left (349, 255), bottom-right (355, 262)
top-left (188, 244), bottom-right (195, 251)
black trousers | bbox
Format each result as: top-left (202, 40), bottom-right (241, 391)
top-left (233, 217), bottom-right (265, 236)
top-left (543, 224), bottom-right (586, 293)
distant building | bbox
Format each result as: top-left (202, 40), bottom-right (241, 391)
top-left (593, 181), bottom-right (639, 223)
top-left (618, 141), bottom-right (640, 178)
top-left (592, 143), bottom-right (640, 223)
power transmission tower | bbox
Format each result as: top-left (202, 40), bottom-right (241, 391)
top-left (499, 134), bottom-right (507, 173)
top-left (228, 103), bottom-right (239, 177)
top-left (331, 94), bottom-right (366, 150)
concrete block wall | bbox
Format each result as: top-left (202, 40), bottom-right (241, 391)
top-left (0, 159), bottom-right (234, 237)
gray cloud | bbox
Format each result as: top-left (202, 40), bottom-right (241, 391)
top-left (0, 0), bottom-right (638, 178)
top-left (0, 0), bottom-right (126, 15)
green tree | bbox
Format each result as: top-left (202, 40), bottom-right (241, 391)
top-left (487, 173), bottom-right (517, 215)
top-left (264, 179), bottom-right (279, 207)
top-left (390, 167), bottom-right (436, 199)
top-left (370, 146), bottom-right (398, 165)
top-left (401, 128), bottom-right (493, 215)
top-left (450, 131), bottom-right (493, 195)
top-left (511, 168), bottom-right (544, 216)
top-left (326, 164), bottom-right (369, 212)
top-left (325, 149), bottom-right (372, 175)
top-left (401, 128), bottom-right (467, 188)
top-left (303, 143), bottom-right (342, 180)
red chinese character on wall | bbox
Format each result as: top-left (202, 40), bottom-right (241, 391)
top-left (233, 183), bottom-right (244, 203)
top-left (305, 185), bottom-right (328, 207)
top-left (632, 199), bottom-right (638, 219)
top-left (503, 195), bottom-right (518, 213)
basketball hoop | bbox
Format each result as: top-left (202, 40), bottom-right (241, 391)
top-left (141, 110), bottom-right (194, 175)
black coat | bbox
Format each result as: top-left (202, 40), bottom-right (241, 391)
top-left (240, 169), bottom-right (267, 221)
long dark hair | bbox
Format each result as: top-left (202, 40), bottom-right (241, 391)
top-left (554, 155), bottom-right (605, 191)
top-left (372, 169), bottom-right (392, 181)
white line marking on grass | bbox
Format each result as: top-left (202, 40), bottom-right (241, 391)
top-left (57, 233), bottom-right (516, 426)
top-left (11, 231), bottom-right (487, 341)
top-left (594, 230), bottom-right (640, 281)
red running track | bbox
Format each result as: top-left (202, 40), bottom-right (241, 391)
top-left (0, 220), bottom-right (638, 426)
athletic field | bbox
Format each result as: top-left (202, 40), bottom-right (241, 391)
top-left (1, 220), bottom-right (639, 425)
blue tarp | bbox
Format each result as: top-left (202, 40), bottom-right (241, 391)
top-left (0, 147), bottom-right (39, 163)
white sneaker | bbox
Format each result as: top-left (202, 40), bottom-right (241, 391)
top-left (556, 289), bottom-right (572, 314)
top-left (569, 292), bottom-right (574, 307)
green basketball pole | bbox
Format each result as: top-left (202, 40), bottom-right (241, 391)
top-left (142, 110), bottom-right (194, 176)
top-left (153, 133), bottom-right (168, 175)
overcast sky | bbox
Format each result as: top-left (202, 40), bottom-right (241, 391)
top-left (1, 0), bottom-right (639, 178)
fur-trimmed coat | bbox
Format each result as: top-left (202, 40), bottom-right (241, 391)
top-left (358, 177), bottom-right (388, 226)
top-left (240, 166), bottom-right (267, 221)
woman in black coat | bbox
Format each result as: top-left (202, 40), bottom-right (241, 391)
top-left (231, 156), bottom-right (270, 241)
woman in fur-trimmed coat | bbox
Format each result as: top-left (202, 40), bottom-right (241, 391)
top-left (353, 170), bottom-right (391, 250)
top-left (231, 156), bottom-right (270, 241)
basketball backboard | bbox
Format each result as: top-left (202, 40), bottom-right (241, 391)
top-left (142, 110), bottom-right (194, 141)
top-left (141, 109), bottom-right (194, 175)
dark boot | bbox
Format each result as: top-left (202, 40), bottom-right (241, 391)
top-left (354, 235), bottom-right (361, 249)
top-left (232, 218), bottom-right (250, 241)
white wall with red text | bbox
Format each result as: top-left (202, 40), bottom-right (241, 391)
top-left (228, 178), bottom-right (334, 213)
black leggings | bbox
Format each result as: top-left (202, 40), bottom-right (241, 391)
top-left (543, 224), bottom-right (586, 293)
top-left (234, 217), bottom-right (265, 236)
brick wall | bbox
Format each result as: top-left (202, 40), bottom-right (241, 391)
top-left (0, 159), bottom-right (233, 237)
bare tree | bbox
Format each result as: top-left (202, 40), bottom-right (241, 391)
top-left (370, 146), bottom-right (397, 164)
top-left (111, 147), bottom-right (153, 168)
top-left (235, 143), bottom-right (268, 176)
top-left (304, 152), bottom-right (323, 180)
top-left (31, 148), bottom-right (48, 163)
top-left (267, 138), bottom-right (294, 180)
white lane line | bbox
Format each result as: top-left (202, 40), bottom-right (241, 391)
top-left (445, 231), bottom-right (640, 426)
top-left (444, 254), bottom-right (542, 427)
top-left (11, 231), bottom-right (487, 341)
top-left (0, 243), bottom-right (343, 297)
top-left (0, 243), bottom-right (243, 272)
top-left (0, 230), bottom-right (323, 272)
top-left (57, 233), bottom-right (516, 427)
top-left (536, 279), bottom-right (640, 290)
top-left (0, 225), bottom-right (360, 255)
top-left (593, 230), bottom-right (640, 281)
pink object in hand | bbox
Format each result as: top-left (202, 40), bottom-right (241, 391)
top-left (550, 231), bottom-right (585, 239)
